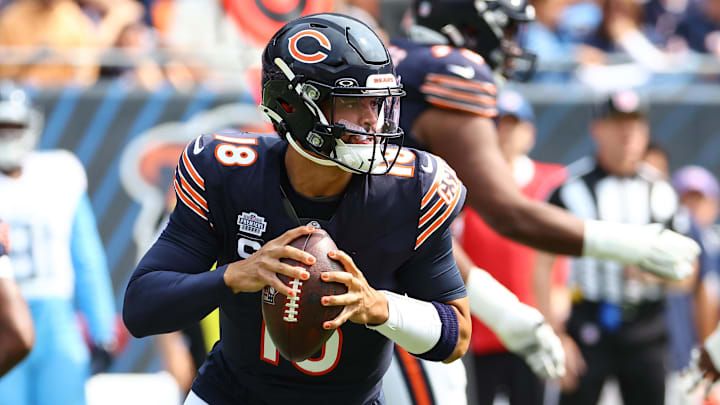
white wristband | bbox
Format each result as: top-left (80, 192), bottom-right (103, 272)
top-left (705, 323), bottom-right (720, 372)
top-left (365, 291), bottom-right (441, 354)
top-left (466, 267), bottom-right (543, 351)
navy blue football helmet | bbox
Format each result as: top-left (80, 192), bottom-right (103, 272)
top-left (411, 0), bottom-right (537, 81)
top-left (259, 13), bottom-right (406, 175)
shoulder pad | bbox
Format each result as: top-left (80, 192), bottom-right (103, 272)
top-left (175, 131), bottom-right (280, 221)
top-left (409, 45), bottom-right (498, 117)
top-left (175, 134), bottom-right (213, 221)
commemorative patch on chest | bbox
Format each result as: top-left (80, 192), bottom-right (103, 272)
top-left (237, 212), bottom-right (267, 237)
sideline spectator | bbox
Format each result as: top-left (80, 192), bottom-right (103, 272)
top-left (535, 90), bottom-right (694, 405)
top-left (672, 166), bottom-right (720, 339)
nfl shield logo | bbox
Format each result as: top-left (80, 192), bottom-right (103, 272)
top-left (262, 286), bottom-right (278, 305)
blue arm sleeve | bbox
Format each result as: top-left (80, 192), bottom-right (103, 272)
top-left (72, 193), bottom-right (116, 345)
top-left (396, 226), bottom-right (467, 303)
top-left (122, 208), bottom-right (233, 338)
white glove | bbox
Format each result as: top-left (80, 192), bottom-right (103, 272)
top-left (496, 308), bottom-right (566, 380)
top-left (466, 268), bottom-right (566, 379)
top-left (682, 348), bottom-right (710, 396)
top-left (704, 324), bottom-right (720, 376)
top-left (514, 322), bottom-right (566, 380)
top-left (583, 220), bottom-right (700, 280)
top-left (681, 326), bottom-right (720, 398)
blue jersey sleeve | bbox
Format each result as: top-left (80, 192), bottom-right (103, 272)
top-left (392, 38), bottom-right (498, 139)
top-left (396, 225), bottom-right (466, 303)
top-left (396, 151), bottom-right (467, 302)
top-left (123, 135), bottom-right (233, 338)
top-left (72, 193), bottom-right (116, 346)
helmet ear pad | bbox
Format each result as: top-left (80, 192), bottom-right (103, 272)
top-left (262, 80), bottom-right (335, 156)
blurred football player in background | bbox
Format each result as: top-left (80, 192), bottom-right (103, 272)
top-left (460, 90), bottom-right (568, 405)
top-left (0, 220), bottom-right (34, 377)
top-left (384, 0), bottom-right (698, 403)
top-left (535, 90), bottom-right (692, 405)
top-left (0, 81), bottom-right (117, 405)
top-left (123, 13), bottom-right (472, 405)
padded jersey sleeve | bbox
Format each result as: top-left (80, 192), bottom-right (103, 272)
top-left (123, 134), bottom-right (232, 338)
top-left (395, 151), bottom-right (467, 303)
top-left (408, 44), bottom-right (498, 118)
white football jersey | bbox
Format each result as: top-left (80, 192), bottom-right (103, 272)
top-left (0, 255), bottom-right (11, 279)
top-left (0, 151), bottom-right (86, 299)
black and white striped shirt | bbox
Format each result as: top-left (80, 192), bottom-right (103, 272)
top-left (548, 157), bottom-right (687, 305)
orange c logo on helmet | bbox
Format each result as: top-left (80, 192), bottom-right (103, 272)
top-left (288, 29), bottom-right (331, 63)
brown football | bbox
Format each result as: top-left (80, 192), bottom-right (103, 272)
top-left (261, 228), bottom-right (347, 362)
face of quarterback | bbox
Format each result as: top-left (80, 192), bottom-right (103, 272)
top-left (321, 96), bottom-right (384, 145)
top-left (592, 114), bottom-right (650, 177)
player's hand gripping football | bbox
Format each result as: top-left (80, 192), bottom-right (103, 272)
top-left (319, 250), bottom-right (389, 329)
top-left (223, 225), bottom-right (316, 297)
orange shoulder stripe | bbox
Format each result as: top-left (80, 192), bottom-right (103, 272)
top-left (421, 171), bottom-right (440, 209)
top-left (182, 148), bottom-right (205, 190)
top-left (426, 96), bottom-right (498, 117)
top-left (420, 83), bottom-right (496, 106)
top-left (415, 181), bottom-right (462, 249)
top-left (174, 178), bottom-right (208, 220)
top-left (178, 170), bottom-right (208, 211)
top-left (419, 198), bottom-right (445, 228)
top-left (426, 73), bottom-right (497, 94)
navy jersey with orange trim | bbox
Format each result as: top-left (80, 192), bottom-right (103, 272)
top-left (389, 38), bottom-right (498, 150)
top-left (124, 131), bottom-right (467, 405)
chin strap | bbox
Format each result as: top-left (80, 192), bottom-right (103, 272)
top-left (284, 133), bottom-right (337, 168)
top-left (285, 132), bottom-right (382, 174)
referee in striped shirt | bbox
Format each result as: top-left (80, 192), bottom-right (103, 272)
top-left (535, 90), bottom-right (693, 405)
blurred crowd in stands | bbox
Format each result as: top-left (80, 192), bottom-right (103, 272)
top-left (1, 0), bottom-right (720, 90)
top-left (0, 1), bottom-right (718, 404)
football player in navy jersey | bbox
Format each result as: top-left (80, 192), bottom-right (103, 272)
top-left (123, 13), bottom-right (472, 405)
top-left (384, 1), bottom-right (701, 404)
